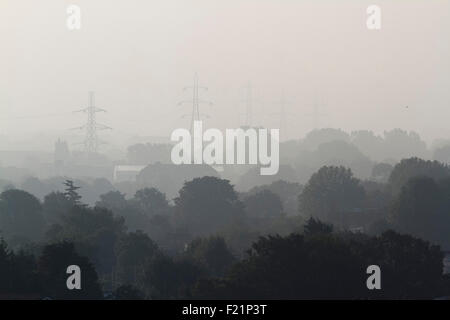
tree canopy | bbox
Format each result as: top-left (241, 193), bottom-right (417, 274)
top-left (298, 166), bottom-right (365, 226)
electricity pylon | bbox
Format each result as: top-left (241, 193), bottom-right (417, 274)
top-left (271, 91), bottom-right (294, 141)
top-left (306, 96), bottom-right (327, 130)
top-left (242, 81), bottom-right (253, 127)
top-left (72, 91), bottom-right (111, 154)
top-left (178, 73), bottom-right (212, 132)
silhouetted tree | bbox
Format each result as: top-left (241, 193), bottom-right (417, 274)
top-left (433, 145), bottom-right (450, 164)
top-left (303, 217), bottom-right (333, 235)
top-left (369, 231), bottom-right (445, 298)
top-left (314, 140), bottom-right (373, 179)
top-left (194, 230), bottom-right (448, 299)
top-left (246, 180), bottom-right (302, 216)
top-left (351, 130), bottom-right (384, 161)
top-left (237, 165), bottom-right (298, 191)
top-left (0, 189), bottom-right (45, 241)
top-left (298, 166), bottom-right (365, 225)
top-left (303, 128), bottom-right (350, 150)
top-left (144, 252), bottom-right (203, 299)
top-left (0, 238), bottom-right (41, 298)
top-left (388, 157), bottom-right (449, 195)
top-left (184, 236), bottom-right (236, 277)
top-left (96, 191), bottom-right (128, 212)
top-left (115, 231), bottom-right (159, 288)
top-left (243, 190), bottom-right (283, 220)
top-left (113, 284), bottom-right (145, 300)
top-left (43, 191), bottom-right (72, 225)
top-left (63, 180), bottom-right (82, 206)
top-left (383, 129), bottom-right (427, 161)
top-left (37, 241), bottom-right (102, 299)
top-left (137, 163), bottom-right (218, 199)
top-left (47, 205), bottom-right (126, 275)
top-left (391, 176), bottom-right (450, 248)
top-left (20, 177), bottom-right (51, 201)
top-left (174, 176), bottom-right (245, 235)
top-left (96, 190), bottom-right (148, 233)
top-left (133, 188), bottom-right (170, 216)
top-left (371, 163), bottom-right (394, 183)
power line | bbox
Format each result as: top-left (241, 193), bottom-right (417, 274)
top-left (72, 91), bottom-right (111, 154)
top-left (12, 112), bottom-right (71, 120)
top-left (178, 73), bottom-right (212, 132)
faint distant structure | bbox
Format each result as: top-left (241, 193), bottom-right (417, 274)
top-left (306, 97), bottom-right (327, 130)
top-left (73, 92), bottom-right (111, 154)
top-left (54, 138), bottom-right (70, 174)
top-left (271, 91), bottom-right (294, 141)
top-left (178, 73), bottom-right (212, 132)
top-left (113, 165), bottom-right (146, 182)
top-left (242, 81), bottom-right (253, 127)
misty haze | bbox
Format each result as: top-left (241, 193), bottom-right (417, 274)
top-left (1, 0), bottom-right (450, 301)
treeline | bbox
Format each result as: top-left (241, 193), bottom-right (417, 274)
top-left (124, 128), bottom-right (447, 189)
top-left (1, 222), bottom-right (449, 299)
top-left (297, 157), bottom-right (450, 249)
top-left (1, 156), bottom-right (450, 299)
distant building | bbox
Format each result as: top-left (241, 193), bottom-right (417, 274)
top-left (54, 139), bottom-right (70, 176)
top-left (113, 165), bottom-right (146, 182)
top-left (54, 139), bottom-right (70, 165)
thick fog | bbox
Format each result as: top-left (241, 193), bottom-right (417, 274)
top-left (2, 1), bottom-right (450, 301)
top-left (1, 0), bottom-right (449, 152)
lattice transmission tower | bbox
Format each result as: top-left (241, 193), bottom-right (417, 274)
top-left (306, 96), bottom-right (327, 130)
top-left (178, 73), bottom-right (212, 132)
top-left (243, 81), bottom-right (253, 127)
top-left (271, 91), bottom-right (294, 141)
top-left (73, 92), bottom-right (111, 154)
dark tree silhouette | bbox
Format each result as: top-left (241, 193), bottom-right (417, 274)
top-left (433, 145), bottom-right (450, 164)
top-left (383, 129), bottom-right (427, 161)
top-left (113, 284), bottom-right (145, 300)
top-left (96, 191), bottom-right (128, 212)
top-left (298, 166), bottom-right (365, 225)
top-left (115, 231), bottom-right (159, 288)
top-left (371, 162), bottom-right (394, 182)
top-left (43, 191), bottom-right (72, 225)
top-left (351, 130), bottom-right (384, 161)
top-left (184, 236), bottom-right (236, 277)
top-left (0, 189), bottom-right (45, 241)
top-left (236, 165), bottom-right (298, 192)
top-left (63, 180), bottom-right (82, 206)
top-left (314, 140), bottom-right (373, 179)
top-left (0, 238), bottom-right (41, 298)
top-left (174, 176), bottom-right (244, 235)
top-left (246, 180), bottom-right (302, 216)
top-left (47, 205), bottom-right (126, 275)
top-left (144, 252), bottom-right (203, 299)
top-left (136, 163), bottom-right (218, 199)
top-left (133, 187), bottom-right (170, 216)
top-left (303, 128), bottom-right (350, 149)
top-left (391, 176), bottom-right (450, 249)
top-left (194, 230), bottom-right (448, 299)
top-left (37, 241), bottom-right (102, 299)
top-left (388, 157), bottom-right (450, 195)
top-left (303, 217), bottom-right (333, 235)
top-left (243, 189), bottom-right (284, 219)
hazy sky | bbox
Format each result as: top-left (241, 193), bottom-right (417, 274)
top-left (1, 0), bottom-right (449, 148)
